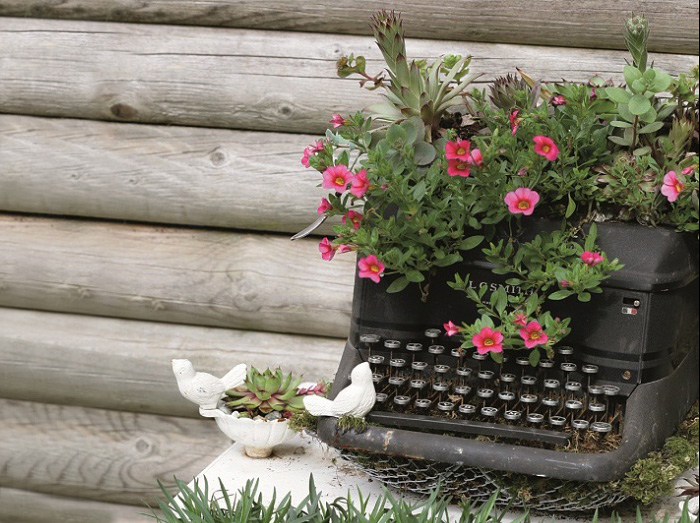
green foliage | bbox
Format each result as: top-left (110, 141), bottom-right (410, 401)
top-left (337, 414), bottom-right (369, 434)
top-left (224, 368), bottom-right (309, 419)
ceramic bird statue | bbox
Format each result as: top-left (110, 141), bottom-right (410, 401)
top-left (172, 359), bottom-right (247, 410)
top-left (303, 362), bottom-right (375, 418)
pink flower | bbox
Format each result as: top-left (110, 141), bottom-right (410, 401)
top-left (661, 171), bottom-right (684, 203)
top-left (581, 251), bottom-right (604, 267)
top-left (519, 321), bottom-right (548, 349)
top-left (472, 327), bottom-right (504, 355)
top-left (513, 313), bottom-right (527, 327)
top-left (468, 148), bottom-right (483, 168)
top-left (517, 168), bottom-right (528, 177)
top-left (319, 237), bottom-right (336, 261)
top-left (533, 136), bottom-right (559, 162)
top-left (504, 188), bottom-right (540, 216)
top-left (559, 280), bottom-right (571, 288)
top-left (447, 159), bottom-right (470, 177)
top-left (301, 148), bottom-right (313, 168)
top-left (551, 95), bottom-right (566, 106)
top-left (445, 140), bottom-right (472, 161)
top-left (589, 89), bottom-right (598, 101)
top-left (342, 210), bottom-right (363, 230)
top-left (312, 141), bottom-right (325, 153)
top-left (322, 165), bottom-right (352, 193)
top-left (317, 198), bottom-right (332, 215)
top-left (682, 167), bottom-right (695, 176)
top-left (509, 110), bottom-right (521, 136)
top-left (330, 114), bottom-right (345, 128)
top-left (337, 245), bottom-right (352, 254)
top-left (350, 170), bottom-right (369, 198)
top-left (444, 321), bottom-right (461, 337)
top-left (358, 255), bottom-right (385, 283)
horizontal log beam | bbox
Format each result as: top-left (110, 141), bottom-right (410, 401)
top-left (0, 1), bottom-right (696, 55)
top-left (0, 307), bottom-right (345, 417)
top-left (0, 115), bottom-right (335, 234)
top-left (0, 487), bottom-right (154, 523)
top-left (0, 398), bottom-right (230, 505)
top-left (0, 214), bottom-right (355, 338)
top-left (0, 17), bottom-right (696, 134)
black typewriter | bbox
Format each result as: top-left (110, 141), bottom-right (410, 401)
top-left (317, 222), bottom-right (699, 482)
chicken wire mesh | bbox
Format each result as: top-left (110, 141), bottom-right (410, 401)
top-left (341, 450), bottom-right (629, 513)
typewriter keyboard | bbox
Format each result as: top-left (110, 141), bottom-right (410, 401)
top-left (358, 330), bottom-right (625, 451)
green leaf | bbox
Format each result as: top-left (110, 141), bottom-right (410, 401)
top-left (630, 79), bottom-right (647, 94)
top-left (639, 105), bottom-right (658, 124)
top-left (548, 290), bottom-right (573, 300)
top-left (433, 253), bottom-right (462, 267)
top-left (528, 349), bottom-right (541, 367)
top-left (459, 235), bottom-right (484, 251)
top-left (405, 271), bottom-right (425, 283)
top-left (386, 124), bottom-right (407, 144)
top-left (623, 65), bottom-right (643, 87)
top-left (490, 352), bottom-right (504, 364)
top-left (605, 87), bottom-right (632, 104)
top-left (618, 103), bottom-right (637, 123)
top-left (413, 141), bottom-right (436, 166)
top-left (610, 120), bottom-right (633, 128)
top-left (585, 222), bottom-right (597, 251)
top-left (628, 94), bottom-right (652, 116)
top-left (651, 71), bottom-right (672, 92)
top-left (608, 135), bottom-right (632, 146)
top-left (386, 276), bottom-right (410, 293)
top-left (412, 180), bottom-right (427, 201)
top-left (565, 195), bottom-right (576, 218)
top-left (578, 291), bottom-right (592, 302)
top-left (491, 287), bottom-right (508, 314)
top-left (638, 121), bottom-right (664, 134)
top-left (633, 146), bottom-right (652, 156)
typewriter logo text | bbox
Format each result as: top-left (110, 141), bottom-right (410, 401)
top-left (468, 280), bottom-right (534, 296)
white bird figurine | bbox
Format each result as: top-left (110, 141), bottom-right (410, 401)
top-left (172, 359), bottom-right (247, 410)
top-left (303, 362), bottom-right (375, 418)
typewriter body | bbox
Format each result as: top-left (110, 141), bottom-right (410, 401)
top-left (318, 222), bottom-right (699, 482)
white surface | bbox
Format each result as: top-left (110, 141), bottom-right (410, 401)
top-left (192, 433), bottom-right (698, 522)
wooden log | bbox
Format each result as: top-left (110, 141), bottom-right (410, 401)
top-left (0, 307), bottom-right (345, 418)
top-left (0, 17), bottom-right (696, 134)
top-left (0, 214), bottom-right (355, 338)
top-left (0, 115), bottom-right (336, 234)
top-left (0, 487), bottom-right (155, 523)
top-left (0, 398), bottom-right (231, 505)
top-left (0, 0), bottom-right (696, 55)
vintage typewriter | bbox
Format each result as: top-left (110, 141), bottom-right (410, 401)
top-left (317, 223), bottom-right (699, 482)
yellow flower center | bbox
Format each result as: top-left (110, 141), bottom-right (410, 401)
top-left (457, 147), bottom-right (466, 156)
top-left (483, 339), bottom-right (494, 346)
top-left (458, 162), bottom-right (467, 170)
top-left (335, 177), bottom-right (345, 186)
top-left (676, 183), bottom-right (684, 193)
top-left (517, 201), bottom-right (530, 210)
top-left (370, 265), bottom-right (380, 273)
top-left (542, 145), bottom-right (550, 153)
top-left (529, 332), bottom-right (540, 340)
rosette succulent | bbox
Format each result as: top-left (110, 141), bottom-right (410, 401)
top-left (225, 368), bottom-right (305, 419)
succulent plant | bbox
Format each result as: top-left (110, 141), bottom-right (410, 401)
top-left (225, 368), bottom-right (305, 419)
top-left (488, 74), bottom-right (530, 111)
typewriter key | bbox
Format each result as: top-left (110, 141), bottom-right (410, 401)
top-left (527, 412), bottom-right (544, 427)
top-left (368, 354), bottom-right (386, 375)
top-left (435, 364), bottom-right (451, 377)
top-left (409, 378), bottom-right (427, 399)
top-left (557, 346), bottom-right (574, 362)
top-left (565, 399), bottom-right (584, 423)
top-left (359, 333), bottom-right (381, 355)
top-left (478, 370), bottom-right (495, 389)
top-left (541, 397), bottom-right (559, 417)
top-left (521, 375), bottom-right (537, 395)
top-left (477, 388), bottom-right (495, 406)
top-left (459, 403), bottom-right (477, 418)
top-left (499, 373), bottom-right (516, 393)
top-left (384, 339), bottom-right (401, 360)
top-left (471, 351), bottom-right (488, 372)
top-left (560, 362), bottom-right (577, 384)
top-left (480, 406), bottom-right (499, 421)
top-left (425, 328), bottom-right (442, 340)
top-left (388, 376), bottom-right (406, 396)
top-left (588, 384), bottom-right (604, 405)
top-left (438, 401), bottom-right (455, 414)
top-left (406, 342), bottom-right (423, 362)
top-left (372, 373), bottom-right (385, 386)
top-left (516, 357), bottom-right (530, 376)
top-left (504, 409), bottom-right (522, 424)
top-left (389, 358), bottom-right (407, 378)
top-left (451, 347), bottom-right (466, 367)
top-left (411, 360), bottom-right (429, 379)
top-left (549, 415), bottom-right (567, 430)
top-left (498, 390), bottom-right (516, 406)
top-left (375, 392), bottom-right (388, 407)
top-left (456, 366), bottom-right (472, 386)
top-left (432, 381), bottom-right (449, 402)
top-left (538, 358), bottom-right (555, 380)
top-left (415, 398), bottom-right (432, 414)
top-left (591, 421), bottom-right (613, 439)
top-left (572, 419), bottom-right (590, 432)
top-left (393, 395), bottom-right (411, 412)
top-left (428, 344), bottom-right (446, 365)
top-left (454, 384), bottom-right (472, 398)
top-left (602, 385), bottom-right (622, 422)
top-left (565, 381), bottom-right (582, 400)
top-left (519, 393), bottom-right (538, 414)
top-left (587, 401), bottom-right (607, 423)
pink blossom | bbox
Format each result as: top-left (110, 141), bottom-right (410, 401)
top-left (682, 167), bottom-right (695, 176)
top-left (358, 255), bottom-right (385, 283)
top-left (661, 171), bottom-right (684, 203)
top-left (533, 136), bottom-right (559, 162)
top-left (513, 313), bottom-right (527, 327)
top-left (559, 280), bottom-right (571, 288)
top-left (301, 148), bottom-right (313, 168)
top-left (589, 89), bottom-right (598, 101)
top-left (444, 321), bottom-right (461, 337)
top-left (468, 148), bottom-right (483, 168)
top-left (519, 321), bottom-right (548, 349)
top-left (343, 210), bottom-right (363, 230)
top-left (447, 159), bottom-right (470, 177)
top-left (509, 110), bottom-right (521, 136)
top-left (551, 95), bottom-right (566, 106)
top-left (504, 188), bottom-right (540, 216)
top-left (330, 114), bottom-right (345, 128)
top-left (517, 168), bottom-right (528, 177)
top-left (322, 165), bottom-right (352, 193)
top-left (316, 198), bottom-right (332, 215)
top-left (350, 170), bottom-right (369, 198)
top-left (445, 140), bottom-right (472, 161)
top-left (472, 327), bottom-right (504, 355)
top-left (312, 141), bottom-right (325, 153)
top-left (319, 237), bottom-right (336, 261)
top-left (581, 251), bottom-right (604, 267)
top-left (337, 245), bottom-right (352, 254)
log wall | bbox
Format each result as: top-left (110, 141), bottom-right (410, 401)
top-left (0, 2), bottom-right (697, 519)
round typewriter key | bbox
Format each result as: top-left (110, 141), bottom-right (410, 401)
top-left (572, 419), bottom-right (590, 431)
top-left (544, 378), bottom-right (560, 390)
top-left (389, 358), bottom-right (406, 367)
top-left (565, 381), bottom-right (582, 400)
top-left (499, 373), bottom-right (516, 392)
top-left (560, 362), bottom-right (577, 373)
top-left (504, 410), bottom-right (522, 423)
top-left (428, 344), bottom-right (445, 364)
top-left (527, 412), bottom-right (544, 426)
top-left (549, 415), bottom-right (567, 429)
top-left (587, 401), bottom-right (606, 422)
top-left (477, 370), bottom-right (495, 380)
top-left (375, 392), bottom-right (388, 406)
top-left (393, 395), bottom-right (411, 412)
top-left (565, 399), bottom-right (583, 410)
top-left (388, 377), bottom-right (406, 391)
top-left (435, 364), bottom-right (451, 375)
top-left (360, 333), bottom-right (381, 344)
top-left (406, 342), bottom-right (423, 353)
top-left (384, 339), bottom-right (401, 350)
top-left (451, 347), bottom-right (465, 358)
top-left (368, 355), bottom-right (385, 365)
top-left (520, 393), bottom-right (538, 404)
top-left (557, 346), bottom-right (574, 360)
top-left (411, 361), bottom-right (428, 379)
top-left (542, 397), bottom-right (559, 416)
top-left (521, 375), bottom-right (537, 394)
top-left (498, 391), bottom-right (515, 403)
top-left (409, 379), bottom-right (427, 398)
top-left (459, 403), bottom-right (477, 418)
top-left (415, 398), bottom-right (432, 413)
top-left (456, 366), bottom-right (472, 381)
top-left (437, 401), bottom-right (455, 413)
top-left (372, 373), bottom-right (384, 385)
top-left (432, 381), bottom-right (449, 402)
top-left (591, 421), bottom-right (613, 438)
top-left (602, 385), bottom-right (621, 396)
top-left (481, 406), bottom-right (498, 420)
top-left (588, 384), bottom-right (604, 396)
top-left (454, 385), bottom-right (472, 397)
top-left (516, 356), bottom-right (530, 367)
top-left (582, 364), bottom-right (599, 375)
top-left (477, 388), bottom-right (494, 400)
top-left (425, 328), bottom-right (441, 340)
top-left (539, 359), bottom-right (555, 369)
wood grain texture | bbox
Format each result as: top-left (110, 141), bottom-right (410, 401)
top-left (0, 307), bottom-right (345, 418)
top-left (0, 17), bottom-right (696, 134)
top-left (0, 0), bottom-right (696, 54)
top-left (0, 214), bottom-right (355, 338)
top-left (0, 398), bottom-right (230, 505)
top-left (0, 487), bottom-right (155, 523)
top-left (0, 115), bottom-right (337, 234)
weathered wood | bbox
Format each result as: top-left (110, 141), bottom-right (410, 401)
top-left (0, 307), bottom-right (345, 418)
top-left (0, 214), bottom-right (355, 338)
top-left (0, 487), bottom-right (155, 523)
top-left (0, 18), bottom-right (696, 134)
top-left (0, 0), bottom-right (696, 55)
top-left (0, 115), bottom-right (337, 234)
top-left (0, 398), bottom-right (230, 505)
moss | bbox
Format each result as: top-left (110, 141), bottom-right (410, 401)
top-left (288, 410), bottom-right (319, 434)
top-left (663, 436), bottom-right (698, 470)
top-left (621, 451), bottom-right (681, 504)
top-left (336, 415), bottom-right (369, 434)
